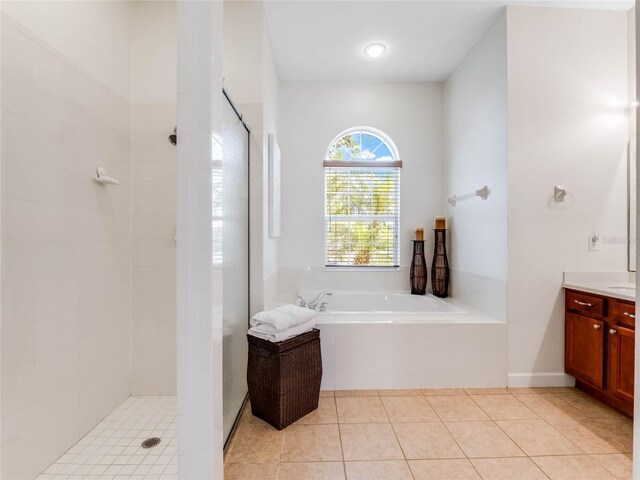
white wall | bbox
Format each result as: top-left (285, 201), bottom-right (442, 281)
top-left (223, 0), bottom-right (280, 312)
top-left (628, 7), bottom-right (640, 480)
top-left (629, 7), bottom-right (637, 274)
top-left (630, 8), bottom-right (637, 141)
top-left (443, 12), bottom-right (508, 319)
top-left (262, 21), bottom-right (280, 289)
top-left (1, 1), bottom-right (131, 98)
top-left (506, 6), bottom-right (630, 385)
top-left (278, 82), bottom-right (443, 297)
top-left (223, 1), bottom-right (263, 104)
top-left (130, 1), bottom-right (177, 396)
top-left (1, 6), bottom-right (132, 478)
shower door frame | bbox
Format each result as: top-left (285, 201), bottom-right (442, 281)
top-left (222, 86), bottom-right (251, 309)
top-left (221, 88), bottom-right (251, 449)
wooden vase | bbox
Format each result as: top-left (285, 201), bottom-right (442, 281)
top-left (431, 229), bottom-right (450, 298)
top-left (410, 240), bottom-right (427, 295)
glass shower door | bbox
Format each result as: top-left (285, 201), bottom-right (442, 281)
top-left (220, 94), bottom-right (250, 443)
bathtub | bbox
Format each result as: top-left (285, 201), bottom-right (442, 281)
top-left (314, 291), bottom-right (465, 322)
top-left (300, 291), bottom-right (508, 390)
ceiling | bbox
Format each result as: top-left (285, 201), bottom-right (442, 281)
top-left (264, 0), bottom-right (633, 82)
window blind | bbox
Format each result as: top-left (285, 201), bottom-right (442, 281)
top-left (212, 161), bottom-right (223, 267)
top-left (324, 166), bottom-right (400, 268)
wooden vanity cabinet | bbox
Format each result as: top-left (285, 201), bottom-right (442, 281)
top-left (564, 289), bottom-right (635, 417)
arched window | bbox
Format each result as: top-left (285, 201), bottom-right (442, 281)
top-left (324, 127), bottom-right (401, 268)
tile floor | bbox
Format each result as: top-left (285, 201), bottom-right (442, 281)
top-left (37, 396), bottom-right (177, 480)
top-left (225, 388), bottom-right (633, 480)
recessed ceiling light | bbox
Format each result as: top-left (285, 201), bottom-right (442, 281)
top-left (364, 43), bottom-right (387, 58)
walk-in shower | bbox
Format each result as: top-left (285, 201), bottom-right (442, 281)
top-left (0, 2), bottom-right (181, 477)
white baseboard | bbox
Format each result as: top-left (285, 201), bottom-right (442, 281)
top-left (508, 372), bottom-right (575, 388)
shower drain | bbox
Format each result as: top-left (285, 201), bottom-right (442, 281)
top-left (141, 437), bottom-right (161, 449)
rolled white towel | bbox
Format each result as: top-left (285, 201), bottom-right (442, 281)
top-left (250, 304), bottom-right (315, 333)
top-left (248, 318), bottom-right (316, 343)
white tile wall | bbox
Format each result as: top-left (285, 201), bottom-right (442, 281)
top-left (1, 16), bottom-right (131, 479)
top-left (130, 2), bottom-right (177, 396)
top-left (278, 266), bottom-right (415, 302)
top-left (318, 321), bottom-right (508, 391)
top-left (176, 1), bottom-right (224, 478)
top-left (449, 268), bottom-right (507, 321)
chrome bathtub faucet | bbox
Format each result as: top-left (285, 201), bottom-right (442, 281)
top-left (308, 291), bottom-right (333, 311)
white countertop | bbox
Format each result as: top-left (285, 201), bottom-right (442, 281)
top-left (562, 271), bottom-right (636, 303)
top-left (562, 282), bottom-right (636, 302)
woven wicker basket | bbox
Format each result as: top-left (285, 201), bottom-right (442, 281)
top-left (247, 329), bottom-right (322, 430)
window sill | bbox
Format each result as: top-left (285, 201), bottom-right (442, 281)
top-left (324, 266), bottom-right (400, 272)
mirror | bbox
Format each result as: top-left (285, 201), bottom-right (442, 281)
top-left (630, 139), bottom-right (636, 272)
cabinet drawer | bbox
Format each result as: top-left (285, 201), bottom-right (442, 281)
top-left (609, 301), bottom-right (635, 328)
top-left (566, 291), bottom-right (605, 318)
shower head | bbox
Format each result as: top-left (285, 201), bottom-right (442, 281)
top-left (168, 126), bottom-right (177, 146)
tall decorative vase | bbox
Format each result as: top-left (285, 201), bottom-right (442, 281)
top-left (431, 229), bottom-right (450, 298)
top-left (410, 240), bottom-right (427, 295)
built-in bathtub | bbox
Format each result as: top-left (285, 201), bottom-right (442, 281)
top-left (299, 291), bottom-right (507, 390)
top-left (315, 291), bottom-right (465, 322)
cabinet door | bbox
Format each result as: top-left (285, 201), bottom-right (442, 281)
top-left (565, 312), bottom-right (605, 388)
top-left (608, 324), bottom-right (635, 404)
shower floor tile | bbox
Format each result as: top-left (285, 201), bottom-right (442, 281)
top-left (37, 396), bottom-right (176, 480)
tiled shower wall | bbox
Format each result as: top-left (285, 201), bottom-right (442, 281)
top-left (130, 1), bottom-right (177, 396)
top-left (1, 15), bottom-right (132, 479)
top-left (176, 1), bottom-right (225, 477)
